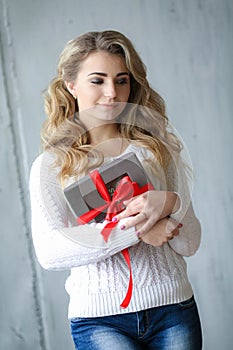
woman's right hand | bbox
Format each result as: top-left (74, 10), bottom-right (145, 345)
top-left (112, 190), bottom-right (180, 237)
top-left (136, 217), bottom-right (181, 247)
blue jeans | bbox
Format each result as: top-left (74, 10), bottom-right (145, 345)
top-left (70, 296), bottom-right (202, 350)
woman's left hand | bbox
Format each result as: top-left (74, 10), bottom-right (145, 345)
top-left (113, 190), bottom-right (180, 236)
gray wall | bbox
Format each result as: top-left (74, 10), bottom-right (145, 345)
top-left (0, 0), bottom-right (232, 349)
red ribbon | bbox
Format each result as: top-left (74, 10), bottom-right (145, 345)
top-left (77, 169), bottom-right (154, 308)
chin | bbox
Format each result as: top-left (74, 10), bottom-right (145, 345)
top-left (95, 103), bottom-right (126, 120)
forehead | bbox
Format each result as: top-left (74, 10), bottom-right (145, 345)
top-left (79, 51), bottom-right (128, 73)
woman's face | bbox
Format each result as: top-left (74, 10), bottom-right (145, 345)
top-left (66, 51), bottom-right (131, 125)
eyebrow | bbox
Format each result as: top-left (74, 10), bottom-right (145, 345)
top-left (88, 72), bottom-right (129, 77)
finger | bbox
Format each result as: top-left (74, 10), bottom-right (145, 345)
top-left (122, 197), bottom-right (135, 206)
top-left (172, 227), bottom-right (180, 237)
top-left (117, 209), bottom-right (128, 221)
top-left (165, 217), bottom-right (180, 233)
top-left (172, 227), bottom-right (180, 236)
top-left (135, 217), bottom-right (157, 237)
top-left (120, 212), bottom-right (148, 230)
top-left (123, 193), bottom-right (147, 208)
top-left (112, 208), bottom-right (133, 223)
top-left (112, 202), bottom-right (142, 222)
top-left (168, 227), bottom-right (180, 240)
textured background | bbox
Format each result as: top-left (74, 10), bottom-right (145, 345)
top-left (0, 0), bottom-right (232, 349)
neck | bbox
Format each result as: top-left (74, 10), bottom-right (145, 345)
top-left (89, 123), bottom-right (119, 146)
top-left (88, 124), bottom-right (128, 157)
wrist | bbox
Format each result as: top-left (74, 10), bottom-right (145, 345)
top-left (160, 191), bottom-right (181, 219)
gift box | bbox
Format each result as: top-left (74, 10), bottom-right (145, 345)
top-left (64, 152), bottom-right (152, 223)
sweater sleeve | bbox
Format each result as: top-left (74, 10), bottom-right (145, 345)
top-left (29, 153), bottom-right (139, 271)
top-left (165, 155), bottom-right (201, 257)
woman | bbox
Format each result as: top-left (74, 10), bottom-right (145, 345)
top-left (29, 30), bottom-right (202, 349)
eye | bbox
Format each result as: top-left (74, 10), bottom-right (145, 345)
top-left (91, 78), bottom-right (104, 84)
top-left (116, 78), bottom-right (129, 85)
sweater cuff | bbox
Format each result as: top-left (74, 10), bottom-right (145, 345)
top-left (108, 218), bottom-right (140, 251)
top-left (170, 192), bottom-right (184, 222)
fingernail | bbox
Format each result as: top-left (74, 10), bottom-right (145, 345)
top-left (112, 217), bottom-right (118, 223)
top-left (178, 223), bottom-right (183, 228)
top-left (120, 225), bottom-right (126, 230)
top-left (136, 231), bottom-right (141, 237)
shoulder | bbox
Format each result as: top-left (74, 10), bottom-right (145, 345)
top-left (29, 151), bottom-right (59, 184)
top-left (30, 153), bottom-right (43, 172)
top-left (30, 151), bottom-right (57, 170)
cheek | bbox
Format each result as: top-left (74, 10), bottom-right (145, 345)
top-left (77, 89), bottom-right (99, 107)
top-left (126, 88), bottom-right (131, 101)
top-left (120, 86), bottom-right (131, 101)
top-left (127, 83), bottom-right (131, 98)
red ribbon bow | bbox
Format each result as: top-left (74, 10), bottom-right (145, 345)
top-left (77, 169), bottom-right (154, 308)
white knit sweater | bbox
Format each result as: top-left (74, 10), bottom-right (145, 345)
top-left (29, 143), bottom-right (201, 318)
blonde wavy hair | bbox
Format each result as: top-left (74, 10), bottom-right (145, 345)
top-left (41, 30), bottom-right (182, 184)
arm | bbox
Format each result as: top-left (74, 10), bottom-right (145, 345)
top-left (169, 202), bottom-right (201, 256)
top-left (29, 153), bottom-right (139, 271)
top-left (165, 156), bottom-right (201, 256)
top-left (134, 201), bottom-right (201, 257)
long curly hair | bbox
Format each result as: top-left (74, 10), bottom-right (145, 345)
top-left (41, 30), bottom-right (183, 184)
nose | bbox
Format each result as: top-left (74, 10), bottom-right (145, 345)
top-left (104, 82), bottom-right (117, 99)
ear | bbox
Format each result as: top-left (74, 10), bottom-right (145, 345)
top-left (65, 81), bottom-right (77, 97)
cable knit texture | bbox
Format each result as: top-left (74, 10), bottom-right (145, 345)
top-left (29, 144), bottom-right (201, 318)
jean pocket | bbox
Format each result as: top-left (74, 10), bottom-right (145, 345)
top-left (178, 295), bottom-right (196, 310)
